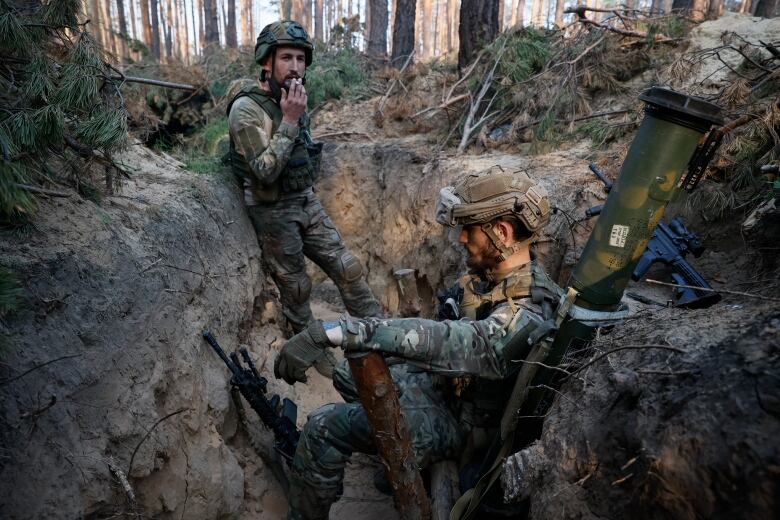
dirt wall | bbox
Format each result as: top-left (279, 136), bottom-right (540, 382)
top-left (0, 145), bottom-right (265, 519)
top-left (312, 135), bottom-right (603, 316)
top-left (503, 302), bottom-right (780, 520)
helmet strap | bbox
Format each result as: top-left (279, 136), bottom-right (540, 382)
top-left (480, 222), bottom-right (532, 264)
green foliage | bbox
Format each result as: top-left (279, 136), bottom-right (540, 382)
top-left (76, 109), bottom-right (127, 149)
top-left (494, 30), bottom-right (552, 84)
top-left (0, 266), bottom-right (21, 317)
top-left (181, 118), bottom-right (229, 175)
top-left (41, 0), bottom-right (81, 28)
top-left (0, 162), bottom-right (36, 220)
top-left (305, 47), bottom-right (368, 108)
top-left (0, 1), bottom-right (128, 224)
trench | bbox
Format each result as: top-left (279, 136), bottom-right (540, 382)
top-left (1, 129), bottom-right (777, 520)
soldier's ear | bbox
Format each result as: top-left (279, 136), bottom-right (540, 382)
top-left (496, 220), bottom-right (512, 243)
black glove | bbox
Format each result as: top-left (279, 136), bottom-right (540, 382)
top-left (274, 321), bottom-right (331, 385)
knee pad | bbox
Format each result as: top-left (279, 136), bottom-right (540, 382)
top-left (339, 252), bottom-right (363, 283)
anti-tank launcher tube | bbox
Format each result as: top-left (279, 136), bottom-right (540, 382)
top-left (517, 87), bottom-right (722, 439)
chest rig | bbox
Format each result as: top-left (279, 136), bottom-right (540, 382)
top-left (437, 261), bottom-right (562, 428)
top-left (226, 87), bottom-right (322, 202)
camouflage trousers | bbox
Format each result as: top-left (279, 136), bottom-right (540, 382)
top-left (247, 189), bottom-right (382, 333)
top-left (287, 362), bottom-right (464, 520)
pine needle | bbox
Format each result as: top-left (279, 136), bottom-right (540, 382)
top-left (55, 63), bottom-right (100, 111)
top-left (41, 0), bottom-right (81, 28)
top-left (0, 162), bottom-right (36, 220)
top-left (22, 55), bottom-right (55, 102)
top-left (76, 109), bottom-right (127, 149)
top-left (0, 11), bottom-right (30, 54)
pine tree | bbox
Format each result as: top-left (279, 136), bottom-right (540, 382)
top-left (0, 0), bottom-right (128, 224)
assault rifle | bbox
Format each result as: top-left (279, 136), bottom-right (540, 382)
top-left (631, 217), bottom-right (721, 309)
top-left (202, 331), bottom-right (300, 464)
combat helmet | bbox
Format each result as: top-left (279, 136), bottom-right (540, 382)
top-left (255, 21), bottom-right (314, 66)
top-left (435, 166), bottom-right (550, 260)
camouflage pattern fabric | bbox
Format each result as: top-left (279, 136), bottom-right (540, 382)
top-left (227, 87), bottom-right (299, 205)
top-left (288, 364), bottom-right (462, 520)
top-left (247, 190), bottom-right (382, 333)
top-left (287, 262), bottom-right (556, 519)
top-left (228, 81), bottom-right (381, 333)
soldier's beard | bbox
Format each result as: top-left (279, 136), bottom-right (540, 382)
top-left (465, 241), bottom-right (501, 272)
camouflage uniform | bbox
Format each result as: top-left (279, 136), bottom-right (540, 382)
top-left (287, 261), bottom-right (562, 520)
top-left (227, 82), bottom-right (382, 332)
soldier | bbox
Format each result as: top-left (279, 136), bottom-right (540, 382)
top-left (274, 166), bottom-right (563, 519)
top-left (226, 21), bottom-right (382, 343)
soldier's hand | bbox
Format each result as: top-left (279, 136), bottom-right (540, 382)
top-left (274, 320), bottom-right (331, 385)
top-left (281, 78), bottom-right (307, 125)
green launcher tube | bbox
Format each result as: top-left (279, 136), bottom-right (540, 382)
top-left (516, 89), bottom-right (722, 436)
top-left (571, 87), bottom-right (722, 311)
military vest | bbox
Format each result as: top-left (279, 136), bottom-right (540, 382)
top-left (438, 261), bottom-right (563, 428)
top-left (226, 87), bottom-right (321, 202)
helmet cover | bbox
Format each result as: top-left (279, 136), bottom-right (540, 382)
top-left (435, 166), bottom-right (550, 238)
top-left (255, 21), bottom-right (314, 66)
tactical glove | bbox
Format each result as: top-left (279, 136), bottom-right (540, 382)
top-left (274, 320), bottom-right (331, 385)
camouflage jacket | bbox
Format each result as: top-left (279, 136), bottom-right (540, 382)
top-left (340, 261), bottom-right (562, 380)
top-left (226, 80), bottom-right (300, 205)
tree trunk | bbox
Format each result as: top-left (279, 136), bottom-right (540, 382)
top-left (753, 0), bottom-right (780, 16)
top-left (707, 0), bottom-right (724, 18)
top-left (225, 0), bottom-right (238, 47)
top-left (130, 0), bottom-right (138, 41)
top-left (102, 0), bottom-right (116, 55)
top-left (315, 0), bottom-right (324, 40)
top-left (117, 0), bottom-right (129, 42)
top-left (515, 0), bottom-right (525, 26)
top-left (449, 0), bottom-right (458, 52)
top-left (391, 0), bottom-right (416, 66)
top-left (150, 0), bottom-right (161, 58)
top-left (651, 0), bottom-right (666, 13)
top-left (139, 0), bottom-right (152, 50)
top-left (423, 0), bottom-right (433, 58)
top-left (163, 0), bottom-right (172, 61)
top-left (203, 0), bottom-right (219, 46)
top-left (181, 0), bottom-right (190, 63)
top-left (367, 0), bottom-right (388, 55)
top-left (531, 0), bottom-right (543, 27)
top-left (554, 0), bottom-right (564, 27)
top-left (458, 0), bottom-right (499, 73)
top-left (672, 0), bottom-right (706, 21)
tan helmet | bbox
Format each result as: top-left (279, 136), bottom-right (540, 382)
top-left (255, 21), bottom-right (314, 66)
top-left (435, 166), bottom-right (550, 259)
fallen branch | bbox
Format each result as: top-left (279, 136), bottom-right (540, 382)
top-left (15, 183), bottom-right (71, 198)
top-left (565, 8), bottom-right (675, 42)
top-left (316, 131), bottom-right (375, 142)
top-left (378, 50), bottom-right (415, 115)
top-left (514, 109), bottom-right (632, 133)
top-left (18, 395), bottom-right (57, 420)
top-left (127, 408), bottom-right (189, 477)
top-left (458, 39), bottom-right (508, 153)
top-left (411, 93), bottom-right (470, 119)
top-left (645, 279), bottom-right (780, 302)
top-left (0, 354), bottom-right (81, 386)
top-left (107, 456), bottom-right (137, 504)
top-left (568, 344), bottom-right (686, 378)
top-left (64, 134), bottom-right (96, 158)
top-left (110, 74), bottom-right (197, 91)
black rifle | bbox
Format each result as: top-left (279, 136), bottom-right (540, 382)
top-left (202, 331), bottom-right (300, 464)
top-left (631, 218), bottom-right (721, 309)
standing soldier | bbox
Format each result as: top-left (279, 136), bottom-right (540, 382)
top-left (274, 167), bottom-right (564, 519)
top-left (226, 21), bottom-right (382, 350)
